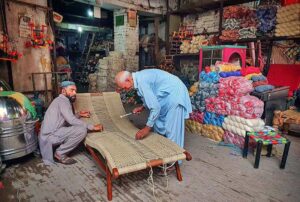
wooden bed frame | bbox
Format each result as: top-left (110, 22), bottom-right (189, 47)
top-left (86, 145), bottom-right (192, 201)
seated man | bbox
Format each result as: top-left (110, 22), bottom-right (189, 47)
top-left (115, 69), bottom-right (192, 149)
top-left (39, 81), bottom-right (103, 165)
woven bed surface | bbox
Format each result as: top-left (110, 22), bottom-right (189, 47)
top-left (74, 93), bottom-right (186, 175)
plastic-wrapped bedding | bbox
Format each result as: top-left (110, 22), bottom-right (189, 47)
top-left (223, 130), bottom-right (245, 149)
top-left (191, 72), bottom-right (220, 111)
top-left (203, 111), bottom-right (225, 127)
top-left (199, 71), bottom-right (220, 83)
top-left (218, 76), bottom-right (253, 98)
top-left (240, 66), bottom-right (261, 76)
top-left (205, 95), bottom-right (264, 119)
top-left (222, 115), bottom-right (265, 137)
top-left (189, 111), bottom-right (204, 124)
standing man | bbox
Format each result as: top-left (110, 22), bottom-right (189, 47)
top-left (39, 81), bottom-right (103, 165)
top-left (115, 69), bottom-right (192, 149)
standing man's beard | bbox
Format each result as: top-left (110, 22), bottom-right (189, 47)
top-left (67, 95), bottom-right (76, 103)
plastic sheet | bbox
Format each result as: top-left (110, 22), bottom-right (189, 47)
top-left (218, 76), bottom-right (253, 98)
top-left (205, 95), bottom-right (264, 119)
top-left (203, 111), bottom-right (225, 127)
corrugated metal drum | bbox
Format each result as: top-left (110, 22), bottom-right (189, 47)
top-left (0, 97), bottom-right (38, 161)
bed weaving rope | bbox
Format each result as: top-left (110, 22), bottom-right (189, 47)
top-left (74, 92), bottom-right (187, 175)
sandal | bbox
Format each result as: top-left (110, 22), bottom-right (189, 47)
top-left (54, 153), bottom-right (77, 165)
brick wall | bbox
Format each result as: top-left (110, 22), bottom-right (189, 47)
top-left (114, 9), bottom-right (139, 72)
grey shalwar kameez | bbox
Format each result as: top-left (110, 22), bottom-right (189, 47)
top-left (39, 94), bottom-right (93, 165)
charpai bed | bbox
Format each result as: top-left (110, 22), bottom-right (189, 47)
top-left (74, 92), bottom-right (192, 201)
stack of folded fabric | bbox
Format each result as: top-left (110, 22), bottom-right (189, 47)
top-left (252, 75), bottom-right (274, 93)
top-left (241, 66), bottom-right (262, 80)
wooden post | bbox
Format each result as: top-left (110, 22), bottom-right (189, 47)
top-left (218, 0), bottom-right (224, 44)
top-left (175, 161), bottom-right (183, 181)
top-left (165, 0), bottom-right (170, 54)
top-left (106, 165), bottom-right (113, 201)
top-left (154, 16), bottom-right (159, 65)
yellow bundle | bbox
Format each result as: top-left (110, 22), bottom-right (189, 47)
top-left (216, 63), bottom-right (241, 72)
top-left (189, 82), bottom-right (199, 96)
top-left (185, 120), bottom-right (224, 142)
top-left (201, 124), bottom-right (224, 142)
top-left (185, 120), bottom-right (203, 134)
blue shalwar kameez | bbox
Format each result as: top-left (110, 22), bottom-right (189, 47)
top-left (132, 69), bottom-right (192, 148)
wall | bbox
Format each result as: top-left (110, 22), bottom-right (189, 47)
top-left (0, 9), bottom-right (10, 85)
top-left (114, 9), bottom-right (139, 72)
top-left (5, 0), bottom-right (52, 92)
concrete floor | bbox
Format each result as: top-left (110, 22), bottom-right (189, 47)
top-left (1, 106), bottom-right (300, 202)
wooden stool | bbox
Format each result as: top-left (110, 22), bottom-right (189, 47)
top-left (243, 131), bottom-right (291, 169)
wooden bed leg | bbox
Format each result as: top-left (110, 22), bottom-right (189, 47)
top-left (175, 161), bottom-right (183, 181)
top-left (106, 166), bottom-right (113, 201)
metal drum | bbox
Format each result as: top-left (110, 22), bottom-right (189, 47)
top-left (0, 97), bottom-right (38, 160)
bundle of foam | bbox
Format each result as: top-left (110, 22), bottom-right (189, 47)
top-left (203, 111), bottom-right (225, 127)
top-left (223, 130), bottom-right (245, 149)
top-left (206, 94), bottom-right (264, 119)
top-left (189, 111), bottom-right (204, 124)
top-left (222, 115), bottom-right (265, 137)
top-left (275, 3), bottom-right (300, 37)
top-left (191, 72), bottom-right (219, 111)
top-left (218, 77), bottom-right (253, 98)
top-left (251, 75), bottom-right (274, 93)
top-left (186, 120), bottom-right (224, 142)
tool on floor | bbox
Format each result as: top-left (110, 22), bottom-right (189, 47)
top-left (120, 112), bottom-right (133, 118)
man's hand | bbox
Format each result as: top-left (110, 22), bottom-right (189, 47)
top-left (93, 124), bottom-right (104, 132)
top-left (135, 126), bottom-right (151, 140)
top-left (79, 110), bottom-right (91, 118)
top-left (132, 106), bottom-right (144, 114)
